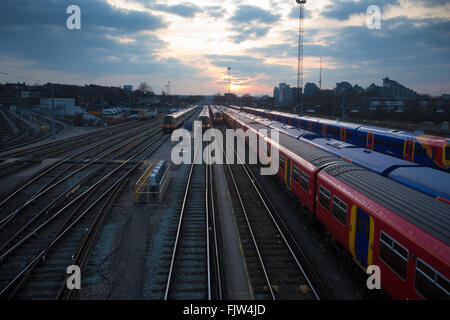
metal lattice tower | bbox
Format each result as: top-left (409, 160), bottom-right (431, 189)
top-left (227, 67), bottom-right (231, 94)
top-left (319, 56), bottom-right (322, 90)
top-left (296, 0), bottom-right (306, 115)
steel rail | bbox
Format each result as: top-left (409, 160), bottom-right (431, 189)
top-left (0, 120), bottom-right (160, 207)
top-left (0, 132), bottom-right (164, 263)
top-left (208, 152), bottom-right (223, 300)
top-left (164, 137), bottom-right (210, 300)
top-left (0, 133), bottom-right (169, 297)
top-left (222, 126), bottom-right (324, 300)
top-left (0, 123), bottom-right (162, 231)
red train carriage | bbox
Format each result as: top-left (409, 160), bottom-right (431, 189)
top-left (223, 107), bottom-right (450, 300)
top-left (317, 165), bottom-right (449, 300)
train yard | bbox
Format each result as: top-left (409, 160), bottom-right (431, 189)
top-left (0, 105), bottom-right (448, 301)
top-left (0, 110), bottom-right (65, 153)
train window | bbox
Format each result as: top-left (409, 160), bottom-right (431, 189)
top-left (379, 231), bottom-right (408, 280)
top-left (432, 148), bottom-right (436, 161)
top-left (267, 145), bottom-right (271, 157)
top-left (445, 146), bottom-right (450, 161)
top-left (292, 166), bottom-right (300, 183)
top-left (280, 155), bottom-right (285, 169)
top-left (300, 172), bottom-right (309, 191)
top-left (332, 196), bottom-right (347, 225)
top-left (385, 140), bottom-right (389, 147)
top-left (415, 258), bottom-right (450, 299)
top-left (163, 116), bottom-right (174, 124)
top-left (415, 147), bottom-right (422, 156)
top-left (346, 130), bottom-right (353, 139)
top-left (391, 141), bottom-right (395, 149)
top-left (318, 186), bottom-right (330, 211)
top-left (375, 137), bottom-right (380, 145)
top-left (397, 142), bottom-right (403, 151)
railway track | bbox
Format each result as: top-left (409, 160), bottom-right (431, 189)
top-left (0, 119), bottom-right (159, 178)
top-left (162, 139), bottom-right (222, 300)
top-left (0, 110), bottom-right (35, 147)
top-left (0, 120), bottom-right (161, 206)
top-left (0, 111), bottom-right (65, 152)
top-left (221, 127), bottom-right (332, 300)
top-left (0, 123), bottom-right (163, 243)
top-left (0, 126), bottom-right (168, 299)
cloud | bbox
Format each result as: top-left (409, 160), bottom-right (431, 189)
top-left (151, 3), bottom-right (203, 18)
top-left (288, 7), bottom-right (312, 20)
top-left (205, 6), bottom-right (227, 19)
top-left (228, 5), bottom-right (281, 43)
top-left (229, 5), bottom-right (280, 24)
top-left (0, 0), bottom-right (202, 86)
top-left (0, 0), bottom-right (166, 32)
top-left (230, 25), bottom-right (270, 43)
top-left (243, 15), bottom-right (450, 92)
top-left (322, 0), bottom-right (399, 21)
top-left (205, 54), bottom-right (294, 87)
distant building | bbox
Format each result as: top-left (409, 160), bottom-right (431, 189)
top-left (40, 98), bottom-right (76, 116)
top-left (304, 82), bottom-right (320, 96)
top-left (353, 84), bottom-right (364, 92)
top-left (224, 93), bottom-right (237, 104)
top-left (335, 81), bottom-right (353, 94)
top-left (124, 85), bottom-right (133, 92)
top-left (21, 91), bottom-right (43, 98)
top-left (275, 83), bottom-right (298, 105)
top-left (382, 77), bottom-right (418, 99)
top-left (273, 87), bottom-right (279, 102)
top-left (278, 83), bottom-right (288, 104)
top-left (367, 83), bottom-right (389, 97)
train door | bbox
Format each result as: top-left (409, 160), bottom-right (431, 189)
top-left (307, 121), bottom-right (312, 132)
top-left (340, 127), bottom-right (346, 141)
top-left (322, 124), bottom-right (327, 137)
top-left (354, 208), bottom-right (370, 267)
top-left (285, 157), bottom-right (292, 189)
top-left (367, 132), bottom-right (374, 150)
top-left (404, 140), bottom-right (414, 162)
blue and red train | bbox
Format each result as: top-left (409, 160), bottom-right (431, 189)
top-left (223, 108), bottom-right (450, 300)
top-left (229, 108), bottom-right (450, 203)
top-left (230, 106), bottom-right (450, 172)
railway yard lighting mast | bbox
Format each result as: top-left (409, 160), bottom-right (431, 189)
top-left (227, 67), bottom-right (231, 106)
top-left (296, 0), bottom-right (306, 115)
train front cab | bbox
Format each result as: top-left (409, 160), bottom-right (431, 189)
top-left (162, 115), bottom-right (175, 132)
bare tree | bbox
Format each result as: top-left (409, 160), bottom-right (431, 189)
top-left (138, 82), bottom-right (152, 92)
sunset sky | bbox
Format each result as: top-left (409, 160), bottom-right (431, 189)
top-left (0, 0), bottom-right (449, 96)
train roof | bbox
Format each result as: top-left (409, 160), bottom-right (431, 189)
top-left (199, 106), bottom-right (210, 117)
top-left (387, 167), bottom-right (450, 201)
top-left (319, 119), bottom-right (362, 130)
top-left (164, 106), bottom-right (196, 119)
top-left (269, 122), bottom-right (306, 139)
top-left (236, 115), bottom-right (341, 167)
top-left (322, 163), bottom-right (450, 246)
top-left (306, 137), bottom-right (418, 175)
